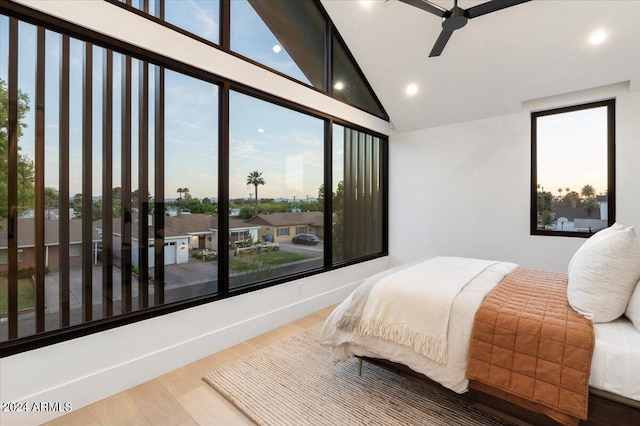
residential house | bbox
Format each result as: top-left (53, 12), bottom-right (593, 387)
top-left (0, 218), bottom-right (100, 271)
top-left (246, 212), bottom-right (324, 243)
top-left (94, 214), bottom-right (260, 267)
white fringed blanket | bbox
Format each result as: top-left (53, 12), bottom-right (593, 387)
top-left (337, 257), bottom-right (497, 363)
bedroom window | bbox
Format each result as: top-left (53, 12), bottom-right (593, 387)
top-left (531, 99), bottom-right (615, 237)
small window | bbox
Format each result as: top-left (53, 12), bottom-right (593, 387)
top-left (295, 226), bottom-right (306, 235)
top-left (69, 244), bottom-right (81, 257)
top-left (0, 249), bottom-right (23, 264)
top-left (531, 99), bottom-right (615, 237)
top-left (277, 227), bottom-right (290, 237)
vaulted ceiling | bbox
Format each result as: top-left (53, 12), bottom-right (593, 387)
top-left (321, 0), bottom-right (640, 132)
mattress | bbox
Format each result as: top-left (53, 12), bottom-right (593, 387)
top-left (590, 317), bottom-right (640, 401)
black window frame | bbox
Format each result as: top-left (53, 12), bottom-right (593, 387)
top-left (0, 2), bottom-right (389, 357)
top-left (530, 99), bottom-right (616, 238)
top-left (103, 0), bottom-right (389, 121)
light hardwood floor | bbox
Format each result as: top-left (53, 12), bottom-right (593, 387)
top-left (43, 305), bottom-right (337, 426)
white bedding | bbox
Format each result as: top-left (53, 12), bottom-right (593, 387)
top-left (590, 317), bottom-right (640, 401)
top-left (320, 260), bottom-right (640, 402)
top-left (319, 260), bottom-right (518, 393)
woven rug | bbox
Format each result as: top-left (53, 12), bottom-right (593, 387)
top-left (203, 325), bottom-right (514, 425)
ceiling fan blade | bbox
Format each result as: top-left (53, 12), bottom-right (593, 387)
top-left (466, 0), bottom-right (531, 19)
top-left (429, 28), bottom-right (454, 57)
top-left (397, 0), bottom-right (447, 17)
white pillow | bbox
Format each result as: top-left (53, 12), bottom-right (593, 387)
top-left (625, 282), bottom-right (640, 332)
top-left (568, 226), bottom-right (640, 323)
top-left (567, 223), bottom-right (624, 274)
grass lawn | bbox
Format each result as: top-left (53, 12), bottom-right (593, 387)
top-left (230, 251), bottom-right (311, 273)
top-left (0, 278), bottom-right (36, 315)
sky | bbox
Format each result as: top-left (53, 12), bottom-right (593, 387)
top-left (1, 1), bottom-right (330, 203)
top-left (536, 106), bottom-right (608, 196)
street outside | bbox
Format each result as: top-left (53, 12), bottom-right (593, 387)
top-left (1, 242), bottom-right (323, 340)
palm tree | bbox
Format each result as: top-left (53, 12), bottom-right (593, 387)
top-left (246, 171), bottom-right (265, 215)
top-left (177, 188), bottom-right (184, 201)
top-left (581, 184), bottom-right (595, 199)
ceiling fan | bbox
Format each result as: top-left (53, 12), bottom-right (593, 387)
top-left (397, 0), bottom-right (532, 57)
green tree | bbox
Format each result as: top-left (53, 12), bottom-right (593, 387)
top-left (0, 78), bottom-right (34, 220)
top-left (581, 184), bottom-right (595, 199)
top-left (317, 184), bottom-right (325, 212)
top-left (564, 191), bottom-right (580, 208)
top-left (246, 171), bottom-right (265, 216)
top-left (176, 187), bottom-right (184, 201)
top-left (238, 205), bottom-right (253, 220)
top-left (584, 197), bottom-right (599, 217)
top-left (536, 190), bottom-right (553, 213)
top-left (71, 193), bottom-right (83, 218)
top-left (44, 187), bottom-right (59, 218)
top-left (332, 181), bottom-right (344, 261)
top-left (112, 186), bottom-right (122, 200)
top-left (182, 187), bottom-right (191, 201)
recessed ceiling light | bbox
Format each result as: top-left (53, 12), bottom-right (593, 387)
top-left (257, 128), bottom-right (265, 133)
top-left (360, 0), bottom-right (373, 8)
top-left (272, 44), bottom-right (282, 53)
top-left (334, 81), bottom-right (345, 91)
top-left (589, 29), bottom-right (607, 45)
top-left (406, 84), bottom-right (419, 96)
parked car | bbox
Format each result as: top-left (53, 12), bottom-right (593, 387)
top-left (292, 234), bottom-right (320, 245)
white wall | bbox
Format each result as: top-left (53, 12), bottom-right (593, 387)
top-left (389, 84), bottom-right (640, 272)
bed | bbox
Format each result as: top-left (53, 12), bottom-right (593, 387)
top-left (319, 255), bottom-right (640, 426)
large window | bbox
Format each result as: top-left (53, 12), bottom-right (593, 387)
top-left (531, 100), bottom-right (615, 237)
top-left (0, 16), bottom-right (220, 345)
top-left (0, 6), bottom-right (388, 357)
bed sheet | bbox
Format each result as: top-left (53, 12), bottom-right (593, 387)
top-left (590, 317), bottom-right (640, 401)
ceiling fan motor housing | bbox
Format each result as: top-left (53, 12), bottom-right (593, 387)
top-left (442, 6), bottom-right (469, 31)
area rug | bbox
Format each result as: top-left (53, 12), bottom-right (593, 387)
top-left (203, 325), bottom-right (514, 425)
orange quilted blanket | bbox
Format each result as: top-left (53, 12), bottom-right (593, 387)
top-left (466, 268), bottom-right (594, 426)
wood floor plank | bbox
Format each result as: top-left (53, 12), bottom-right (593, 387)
top-left (177, 385), bottom-right (255, 426)
top-left (43, 405), bottom-right (102, 426)
top-left (92, 391), bottom-right (150, 426)
top-left (128, 379), bottom-right (198, 426)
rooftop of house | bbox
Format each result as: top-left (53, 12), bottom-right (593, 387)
top-left (246, 211), bottom-right (324, 228)
top-left (0, 218), bottom-right (100, 249)
top-left (94, 214), bottom-right (258, 240)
